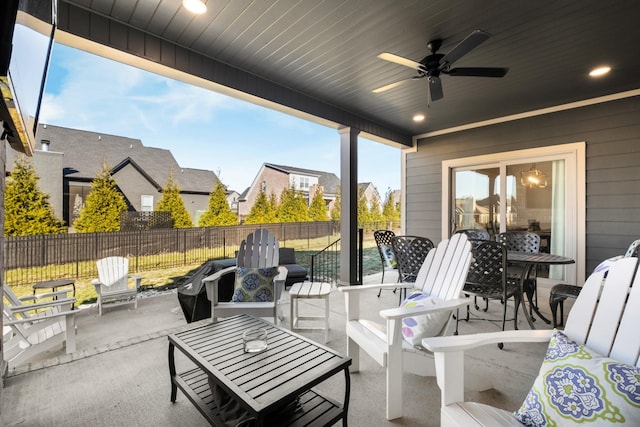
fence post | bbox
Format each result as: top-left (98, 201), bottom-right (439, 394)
top-left (358, 228), bottom-right (363, 285)
top-left (183, 229), bottom-right (187, 266)
top-left (75, 234), bottom-right (79, 278)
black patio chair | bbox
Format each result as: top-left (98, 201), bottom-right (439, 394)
top-left (496, 230), bottom-right (541, 318)
top-left (374, 229), bottom-right (398, 298)
top-left (458, 240), bottom-right (521, 347)
top-left (390, 235), bottom-right (434, 304)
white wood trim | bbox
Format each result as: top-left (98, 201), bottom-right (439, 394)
top-left (416, 89), bottom-right (640, 140)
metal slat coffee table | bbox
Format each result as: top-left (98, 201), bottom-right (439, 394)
top-left (168, 314), bottom-right (351, 426)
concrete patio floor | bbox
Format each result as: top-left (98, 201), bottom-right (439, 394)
top-left (2, 271), bottom-right (562, 426)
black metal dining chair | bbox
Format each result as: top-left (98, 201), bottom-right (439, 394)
top-left (454, 228), bottom-right (492, 311)
top-left (496, 230), bottom-right (541, 318)
top-left (374, 229), bottom-right (397, 284)
top-left (459, 241), bottom-right (521, 334)
top-left (390, 235), bottom-right (434, 304)
top-left (374, 229), bottom-right (398, 299)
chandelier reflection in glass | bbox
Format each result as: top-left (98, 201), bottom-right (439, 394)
top-left (521, 164), bottom-right (547, 189)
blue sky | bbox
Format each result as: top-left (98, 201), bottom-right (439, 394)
top-left (39, 43), bottom-right (401, 196)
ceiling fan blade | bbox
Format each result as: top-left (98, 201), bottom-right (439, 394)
top-left (439, 29), bottom-right (491, 68)
top-left (377, 53), bottom-right (423, 71)
top-left (447, 67), bottom-right (508, 77)
top-left (429, 76), bottom-right (443, 101)
top-left (373, 76), bottom-right (423, 93)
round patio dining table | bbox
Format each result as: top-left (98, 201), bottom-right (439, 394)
top-left (507, 252), bottom-right (575, 329)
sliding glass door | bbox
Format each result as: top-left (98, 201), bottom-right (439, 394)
top-left (443, 143), bottom-right (585, 285)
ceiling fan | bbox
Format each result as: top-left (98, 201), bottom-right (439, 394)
top-left (373, 29), bottom-right (508, 102)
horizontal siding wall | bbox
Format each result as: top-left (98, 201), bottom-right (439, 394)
top-left (408, 96), bottom-right (640, 275)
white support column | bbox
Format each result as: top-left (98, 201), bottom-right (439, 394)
top-left (338, 127), bottom-right (359, 286)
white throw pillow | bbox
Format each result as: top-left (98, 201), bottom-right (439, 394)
top-left (400, 289), bottom-right (451, 346)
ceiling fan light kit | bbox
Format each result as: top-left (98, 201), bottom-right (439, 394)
top-left (373, 29), bottom-right (508, 102)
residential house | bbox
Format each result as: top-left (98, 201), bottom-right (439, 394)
top-left (237, 163), bottom-right (341, 222)
top-left (237, 163), bottom-right (384, 222)
top-left (358, 182), bottom-right (380, 209)
top-left (6, 124), bottom-right (221, 228)
top-left (226, 189), bottom-right (241, 215)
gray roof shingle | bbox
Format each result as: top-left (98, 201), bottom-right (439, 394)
top-left (34, 124), bottom-right (218, 193)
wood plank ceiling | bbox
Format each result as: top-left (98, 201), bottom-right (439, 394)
top-left (59, 0), bottom-right (640, 145)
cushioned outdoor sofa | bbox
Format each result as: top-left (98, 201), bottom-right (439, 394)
top-left (279, 247), bottom-right (308, 287)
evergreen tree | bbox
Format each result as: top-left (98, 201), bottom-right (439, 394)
top-left (330, 188), bottom-right (341, 221)
top-left (277, 185), bottom-right (310, 222)
top-left (268, 191), bottom-right (279, 213)
top-left (199, 181), bottom-right (237, 226)
top-left (157, 170), bottom-right (193, 228)
top-left (357, 187), bottom-right (372, 225)
top-left (245, 188), bottom-right (276, 224)
top-left (73, 161), bottom-right (127, 232)
top-left (308, 187), bottom-right (329, 221)
top-left (4, 156), bottom-right (65, 236)
top-left (369, 191), bottom-right (384, 224)
top-left (382, 188), bottom-right (400, 224)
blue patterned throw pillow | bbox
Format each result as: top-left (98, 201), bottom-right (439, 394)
top-left (514, 329), bottom-right (640, 426)
top-left (380, 244), bottom-right (397, 269)
top-left (231, 267), bottom-right (279, 302)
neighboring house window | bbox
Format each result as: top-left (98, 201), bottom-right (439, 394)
top-left (261, 180), bottom-right (267, 191)
top-left (67, 183), bottom-right (91, 225)
top-left (300, 176), bottom-right (309, 189)
top-left (141, 195), bottom-right (154, 211)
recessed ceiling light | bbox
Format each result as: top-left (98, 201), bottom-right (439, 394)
top-left (589, 66), bottom-right (611, 77)
top-left (183, 0), bottom-right (207, 14)
top-left (413, 114), bottom-right (425, 122)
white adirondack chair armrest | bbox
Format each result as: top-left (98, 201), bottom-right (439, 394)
top-left (339, 282), bottom-right (414, 293)
top-left (274, 266), bottom-right (288, 300)
top-left (422, 329), bottom-right (554, 408)
top-left (275, 265), bottom-right (288, 282)
top-left (19, 290), bottom-right (71, 302)
top-left (5, 309), bottom-right (77, 325)
top-left (422, 329), bottom-right (553, 353)
top-left (91, 278), bottom-right (102, 286)
top-left (379, 297), bottom-right (472, 320)
top-left (7, 298), bottom-right (76, 314)
top-left (202, 265), bottom-right (238, 284)
top-left (129, 274), bottom-right (142, 288)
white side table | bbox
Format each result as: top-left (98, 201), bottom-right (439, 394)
top-left (289, 282), bottom-right (331, 343)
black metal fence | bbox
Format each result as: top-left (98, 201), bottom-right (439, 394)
top-left (4, 222), bottom-right (339, 286)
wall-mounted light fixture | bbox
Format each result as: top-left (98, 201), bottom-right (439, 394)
top-left (521, 165), bottom-right (547, 189)
top-left (183, 0), bottom-right (207, 14)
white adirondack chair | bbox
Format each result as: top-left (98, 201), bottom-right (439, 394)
top-left (3, 284), bottom-right (77, 369)
top-left (91, 256), bottom-right (142, 316)
top-left (423, 256), bottom-right (640, 427)
top-left (339, 233), bottom-right (474, 420)
top-left (203, 229), bottom-right (288, 324)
